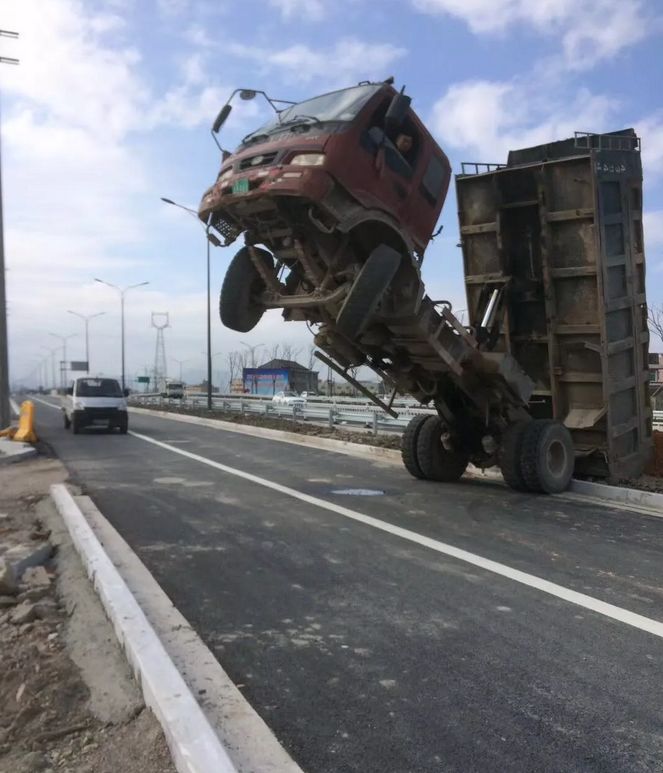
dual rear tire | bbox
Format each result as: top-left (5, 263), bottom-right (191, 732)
top-left (401, 415), bottom-right (468, 484)
top-left (498, 419), bottom-right (574, 494)
top-left (402, 415), bottom-right (575, 494)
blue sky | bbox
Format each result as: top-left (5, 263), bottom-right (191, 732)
top-left (3, 0), bottom-right (663, 387)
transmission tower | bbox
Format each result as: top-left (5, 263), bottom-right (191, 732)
top-left (151, 312), bottom-right (169, 393)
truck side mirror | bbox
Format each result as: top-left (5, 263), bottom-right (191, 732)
top-left (384, 92), bottom-right (411, 134)
top-left (124, 388), bottom-right (131, 397)
top-left (212, 104), bottom-right (232, 134)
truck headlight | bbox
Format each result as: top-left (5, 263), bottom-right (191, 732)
top-left (218, 168), bottom-right (234, 184)
top-left (290, 153), bottom-right (325, 167)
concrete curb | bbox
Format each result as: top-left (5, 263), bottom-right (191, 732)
top-left (50, 483), bottom-right (238, 773)
top-left (130, 406), bottom-right (663, 516)
top-left (76, 494), bottom-right (304, 773)
top-left (569, 478), bottom-right (663, 513)
top-left (0, 438), bottom-right (37, 465)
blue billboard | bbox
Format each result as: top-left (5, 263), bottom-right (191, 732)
top-left (243, 368), bottom-right (290, 395)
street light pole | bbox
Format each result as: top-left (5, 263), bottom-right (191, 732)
top-left (49, 333), bottom-right (77, 391)
top-left (0, 30), bottom-right (19, 428)
top-left (160, 197), bottom-right (221, 410)
top-left (94, 279), bottom-right (149, 390)
top-left (67, 311), bottom-right (105, 374)
top-left (40, 345), bottom-right (58, 391)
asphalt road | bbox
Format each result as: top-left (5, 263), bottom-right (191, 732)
top-left (32, 398), bottom-right (663, 773)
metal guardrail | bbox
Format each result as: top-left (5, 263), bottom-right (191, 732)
top-left (131, 394), bottom-right (663, 434)
top-left (130, 392), bottom-right (435, 434)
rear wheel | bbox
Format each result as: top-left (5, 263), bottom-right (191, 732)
top-left (336, 244), bottom-right (401, 338)
top-left (401, 414), bottom-right (430, 479)
top-left (499, 421), bottom-right (530, 491)
top-left (520, 419), bottom-right (574, 494)
top-left (220, 246), bottom-right (272, 332)
top-left (416, 415), bottom-right (468, 482)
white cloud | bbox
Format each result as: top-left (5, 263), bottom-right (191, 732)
top-left (637, 113), bottom-right (663, 176)
top-left (431, 78), bottom-right (615, 160)
top-left (413, 0), bottom-right (654, 69)
top-left (269, 0), bottom-right (327, 21)
top-left (230, 37), bottom-right (406, 85)
top-left (644, 211), bottom-right (663, 251)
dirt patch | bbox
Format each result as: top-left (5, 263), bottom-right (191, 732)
top-left (0, 457), bottom-right (175, 773)
top-left (139, 403), bottom-right (402, 450)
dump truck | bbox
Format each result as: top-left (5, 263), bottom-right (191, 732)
top-left (198, 79), bottom-right (652, 493)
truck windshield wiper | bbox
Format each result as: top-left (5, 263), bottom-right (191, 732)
top-left (278, 114), bottom-right (321, 127)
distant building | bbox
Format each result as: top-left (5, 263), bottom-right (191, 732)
top-left (243, 359), bottom-right (319, 395)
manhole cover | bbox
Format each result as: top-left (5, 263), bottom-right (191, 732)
top-left (331, 488), bottom-right (385, 496)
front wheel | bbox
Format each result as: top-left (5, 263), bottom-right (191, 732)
top-left (219, 246), bottom-right (271, 333)
top-left (63, 412), bottom-right (71, 430)
top-left (71, 414), bottom-right (81, 435)
top-left (336, 244), bottom-right (401, 339)
top-left (118, 414), bottom-right (128, 434)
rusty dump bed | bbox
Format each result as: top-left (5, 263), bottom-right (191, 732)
top-left (457, 130), bottom-right (652, 479)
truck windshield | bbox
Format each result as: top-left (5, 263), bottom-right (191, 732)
top-left (76, 378), bottom-right (122, 397)
top-left (242, 83), bottom-right (381, 145)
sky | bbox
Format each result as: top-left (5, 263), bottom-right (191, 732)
top-left (2, 0), bottom-right (662, 389)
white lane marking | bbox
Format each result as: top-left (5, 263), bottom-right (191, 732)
top-left (129, 430), bottom-right (663, 642)
top-left (9, 398), bottom-right (21, 416)
top-left (31, 396), bottom-right (60, 410)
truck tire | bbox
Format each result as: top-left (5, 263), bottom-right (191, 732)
top-left (416, 416), bottom-right (468, 482)
top-left (118, 414), bottom-right (129, 434)
top-left (520, 419), bottom-right (574, 494)
top-left (71, 414), bottom-right (81, 435)
top-left (220, 246), bottom-right (272, 333)
top-left (336, 244), bottom-right (401, 338)
top-left (63, 412), bottom-right (71, 430)
top-left (499, 421), bottom-right (529, 491)
top-left (401, 414), bottom-right (430, 479)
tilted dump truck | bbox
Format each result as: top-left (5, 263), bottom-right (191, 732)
top-left (198, 80), bottom-right (651, 493)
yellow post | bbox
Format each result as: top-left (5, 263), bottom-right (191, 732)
top-left (13, 400), bottom-right (38, 443)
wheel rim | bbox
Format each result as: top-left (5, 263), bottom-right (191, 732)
top-left (546, 439), bottom-right (568, 477)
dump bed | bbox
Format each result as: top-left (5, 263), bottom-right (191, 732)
top-left (457, 130), bottom-right (652, 479)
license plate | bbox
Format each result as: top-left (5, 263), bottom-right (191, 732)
top-left (232, 178), bottom-right (250, 194)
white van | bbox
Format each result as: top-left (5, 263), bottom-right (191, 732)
top-left (63, 377), bottom-right (129, 434)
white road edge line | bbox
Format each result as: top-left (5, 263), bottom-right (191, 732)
top-left (128, 405), bottom-right (663, 518)
top-left (9, 397), bottom-right (20, 417)
top-left (129, 429), bottom-right (663, 642)
top-left (50, 483), bottom-right (238, 773)
top-left (35, 398), bottom-right (663, 518)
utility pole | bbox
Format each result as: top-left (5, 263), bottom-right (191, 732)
top-left (0, 30), bottom-right (19, 428)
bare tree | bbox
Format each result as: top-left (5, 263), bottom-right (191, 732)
top-left (226, 350), bottom-right (248, 391)
top-left (268, 343), bottom-right (281, 362)
top-left (649, 304), bottom-right (663, 348)
top-left (280, 344), bottom-right (301, 363)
